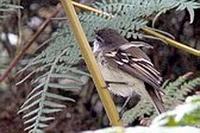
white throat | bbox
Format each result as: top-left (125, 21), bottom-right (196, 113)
top-left (93, 40), bottom-right (100, 53)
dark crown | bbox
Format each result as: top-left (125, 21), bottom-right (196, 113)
top-left (95, 28), bottom-right (128, 46)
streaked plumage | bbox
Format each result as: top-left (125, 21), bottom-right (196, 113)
top-left (94, 28), bottom-right (165, 114)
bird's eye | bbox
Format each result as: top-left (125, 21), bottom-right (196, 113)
top-left (96, 35), bottom-right (104, 43)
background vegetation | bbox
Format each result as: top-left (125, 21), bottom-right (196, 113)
top-left (0, 0), bottom-right (199, 133)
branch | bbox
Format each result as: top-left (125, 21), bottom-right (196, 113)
top-left (0, 4), bottom-right (61, 82)
top-left (142, 27), bottom-right (200, 56)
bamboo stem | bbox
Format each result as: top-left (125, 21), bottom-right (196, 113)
top-left (142, 27), bottom-right (200, 56)
top-left (60, 0), bottom-right (122, 126)
top-left (72, 1), bottom-right (113, 17)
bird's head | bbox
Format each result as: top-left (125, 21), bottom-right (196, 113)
top-left (93, 28), bottom-right (128, 53)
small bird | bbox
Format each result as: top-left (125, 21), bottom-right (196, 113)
top-left (93, 28), bottom-right (165, 114)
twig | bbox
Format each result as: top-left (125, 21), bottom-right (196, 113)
top-left (0, 4), bottom-right (61, 82)
top-left (142, 27), bottom-right (200, 56)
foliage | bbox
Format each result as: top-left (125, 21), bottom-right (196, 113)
top-left (18, 28), bottom-right (90, 133)
top-left (17, 0), bottom-right (200, 132)
top-left (152, 95), bottom-right (200, 126)
top-left (122, 74), bottom-right (200, 125)
top-left (0, 44), bottom-right (10, 91)
top-left (83, 126), bottom-right (200, 133)
top-left (84, 95), bottom-right (200, 133)
top-left (80, 0), bottom-right (200, 40)
top-left (0, 0), bottom-right (23, 19)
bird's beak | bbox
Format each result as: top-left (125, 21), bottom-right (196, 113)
top-left (93, 39), bottom-right (100, 53)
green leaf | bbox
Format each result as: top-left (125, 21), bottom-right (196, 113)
top-left (43, 101), bottom-right (66, 108)
top-left (23, 108), bottom-right (40, 118)
top-left (186, 5), bottom-right (194, 23)
top-left (152, 95), bottom-right (200, 126)
top-left (27, 83), bottom-right (44, 98)
top-left (18, 99), bottom-right (41, 113)
top-left (48, 83), bottom-right (81, 90)
top-left (38, 123), bottom-right (48, 128)
top-left (24, 123), bottom-right (36, 131)
top-left (42, 108), bottom-right (62, 114)
top-left (24, 116), bottom-right (38, 124)
top-left (46, 92), bottom-right (75, 102)
top-left (21, 90), bottom-right (43, 109)
top-left (39, 116), bottom-right (55, 122)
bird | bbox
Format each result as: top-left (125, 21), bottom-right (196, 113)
top-left (92, 28), bottom-right (165, 114)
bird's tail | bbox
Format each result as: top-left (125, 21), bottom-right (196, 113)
top-left (146, 88), bottom-right (166, 114)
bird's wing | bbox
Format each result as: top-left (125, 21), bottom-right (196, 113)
top-left (103, 43), bottom-right (162, 91)
top-left (96, 52), bottom-right (145, 98)
top-left (103, 43), bottom-right (165, 113)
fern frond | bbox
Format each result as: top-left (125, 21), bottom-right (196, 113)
top-left (80, 0), bottom-right (200, 39)
top-left (163, 75), bottom-right (200, 109)
top-left (18, 29), bottom-right (89, 133)
top-left (0, 0), bottom-right (23, 16)
top-left (122, 98), bottom-right (154, 125)
top-left (180, 77), bottom-right (200, 92)
top-left (122, 74), bottom-right (200, 124)
top-left (152, 95), bottom-right (200, 127)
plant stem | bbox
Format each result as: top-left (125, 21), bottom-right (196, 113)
top-left (142, 27), bottom-right (200, 56)
top-left (60, 0), bottom-right (122, 126)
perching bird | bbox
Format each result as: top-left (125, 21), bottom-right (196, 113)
top-left (93, 28), bottom-right (165, 114)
